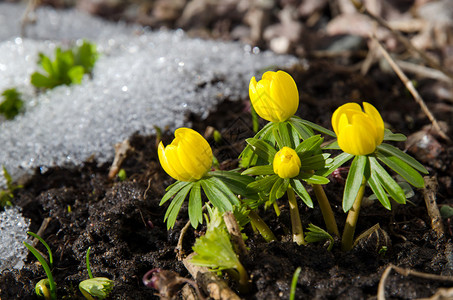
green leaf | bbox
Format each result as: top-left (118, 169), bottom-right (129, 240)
top-left (74, 40), bottom-right (99, 73)
top-left (290, 179), bottom-right (313, 208)
top-left (164, 183), bottom-right (193, 229)
top-left (209, 177), bottom-right (240, 206)
top-left (316, 152), bottom-right (354, 177)
top-left (160, 181), bottom-right (191, 205)
top-left (288, 117), bottom-right (314, 140)
top-left (247, 174), bottom-right (279, 194)
top-left (375, 152), bottom-right (425, 188)
top-left (68, 66), bottom-right (85, 84)
top-left (241, 165), bottom-right (275, 176)
top-left (383, 129), bottom-right (407, 142)
top-left (367, 171), bottom-right (391, 210)
top-left (31, 72), bottom-right (59, 89)
top-left (369, 157), bottom-right (406, 204)
top-left (245, 138), bottom-right (277, 163)
top-left (269, 177), bottom-right (287, 204)
top-left (210, 170), bottom-right (255, 197)
top-left (343, 155), bottom-right (367, 212)
top-left (440, 206), bottom-right (453, 219)
top-left (188, 182), bottom-right (203, 228)
top-left (0, 88), bottom-right (24, 120)
top-left (277, 121), bottom-right (294, 148)
top-left (377, 143), bottom-right (428, 174)
top-left (322, 139), bottom-right (340, 150)
top-left (293, 117), bottom-right (336, 137)
top-left (191, 227), bottom-right (240, 271)
top-left (294, 135), bottom-right (323, 156)
top-left (304, 224), bottom-right (334, 251)
top-left (299, 153), bottom-right (330, 171)
top-left (298, 172), bottom-right (330, 185)
top-left (201, 178), bottom-right (236, 212)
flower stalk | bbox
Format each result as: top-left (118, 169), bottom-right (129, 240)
top-left (311, 183), bottom-right (339, 236)
top-left (341, 177), bottom-right (367, 251)
top-left (248, 209), bottom-right (277, 242)
top-left (287, 187), bottom-right (306, 245)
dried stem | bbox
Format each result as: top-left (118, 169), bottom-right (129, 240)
top-left (422, 176), bottom-right (445, 239)
top-left (351, 0), bottom-right (453, 80)
top-left (371, 34), bottom-right (451, 142)
top-left (183, 253), bottom-right (241, 300)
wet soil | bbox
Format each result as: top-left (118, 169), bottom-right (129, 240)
top-left (1, 60), bottom-right (452, 299)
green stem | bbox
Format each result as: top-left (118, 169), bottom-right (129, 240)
top-left (236, 262), bottom-right (250, 294)
top-left (287, 187), bottom-right (306, 245)
top-left (248, 210), bottom-right (277, 242)
top-left (312, 183), bottom-right (339, 237)
top-left (341, 177), bottom-right (367, 251)
top-left (273, 201), bottom-right (281, 216)
top-left (86, 247), bottom-right (94, 279)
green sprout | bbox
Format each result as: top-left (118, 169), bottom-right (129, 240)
top-left (0, 88), bottom-right (24, 120)
top-left (0, 166), bottom-right (23, 208)
top-left (305, 224), bottom-right (334, 251)
top-left (190, 206), bottom-right (250, 293)
top-left (31, 40), bottom-right (98, 89)
top-left (79, 247), bottom-right (114, 300)
top-left (242, 133), bottom-right (332, 245)
top-left (289, 267), bottom-right (302, 300)
top-left (329, 102), bottom-right (428, 251)
top-left (23, 232), bottom-right (56, 300)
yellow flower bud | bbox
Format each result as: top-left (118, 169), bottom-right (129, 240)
top-left (249, 70), bottom-right (299, 122)
top-left (331, 102), bottom-right (384, 156)
top-left (158, 128), bottom-right (213, 182)
top-left (273, 147), bottom-right (301, 179)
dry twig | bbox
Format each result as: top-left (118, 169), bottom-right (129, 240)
top-left (108, 139), bottom-right (133, 180)
top-left (176, 220), bottom-right (192, 261)
top-left (350, 0), bottom-right (453, 80)
top-left (223, 212), bottom-right (248, 259)
top-left (378, 264), bottom-right (453, 300)
top-left (422, 176), bottom-right (445, 239)
top-left (371, 34), bottom-right (451, 142)
top-left (183, 253), bottom-right (241, 300)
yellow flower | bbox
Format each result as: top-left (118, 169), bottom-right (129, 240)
top-left (273, 147), bottom-right (301, 179)
top-left (331, 102), bottom-right (384, 156)
top-left (249, 70), bottom-right (299, 122)
top-left (158, 128), bottom-right (213, 182)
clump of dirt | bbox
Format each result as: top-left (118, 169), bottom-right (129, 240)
top-left (1, 61), bottom-right (452, 300)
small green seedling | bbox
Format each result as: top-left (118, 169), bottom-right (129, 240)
top-left (0, 88), bottom-right (24, 120)
top-left (79, 247), bottom-right (114, 300)
top-left (31, 40), bottom-right (98, 89)
top-left (305, 224), bottom-right (334, 251)
top-left (0, 166), bottom-right (22, 208)
top-left (23, 232), bottom-right (56, 300)
top-left (190, 206), bottom-right (250, 293)
top-left (289, 267), bottom-right (302, 300)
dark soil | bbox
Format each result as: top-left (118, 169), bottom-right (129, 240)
top-left (2, 1), bottom-right (453, 299)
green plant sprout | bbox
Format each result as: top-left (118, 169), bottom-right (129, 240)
top-left (240, 71), bottom-right (339, 237)
top-left (0, 88), bottom-right (24, 120)
top-left (0, 166), bottom-right (23, 208)
top-left (305, 224), bottom-right (334, 251)
top-left (31, 40), bottom-right (98, 89)
top-left (289, 267), bottom-right (302, 300)
top-left (329, 102), bottom-right (428, 251)
top-left (158, 127), bottom-right (249, 229)
top-left (190, 206), bottom-right (250, 293)
top-left (79, 247), bottom-right (114, 300)
top-left (242, 134), bottom-right (331, 244)
top-left (23, 231), bottom-right (56, 300)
